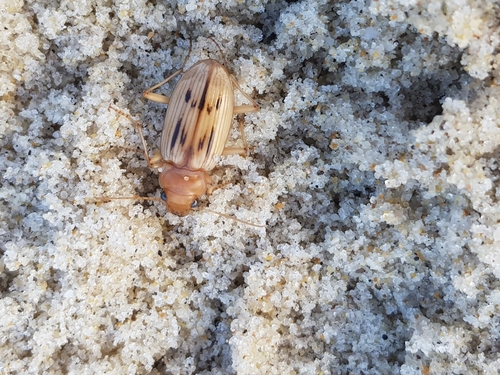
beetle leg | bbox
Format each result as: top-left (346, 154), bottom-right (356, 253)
top-left (238, 115), bottom-right (248, 153)
top-left (233, 104), bottom-right (259, 114)
top-left (150, 150), bottom-right (165, 168)
top-left (143, 39), bottom-right (193, 105)
top-left (231, 76), bottom-right (260, 114)
top-left (221, 147), bottom-right (247, 156)
top-left (222, 116), bottom-right (250, 156)
top-left (142, 69), bottom-right (182, 104)
top-left (206, 180), bottom-right (230, 195)
top-left (109, 105), bottom-right (157, 167)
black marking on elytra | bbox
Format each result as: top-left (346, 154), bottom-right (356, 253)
top-left (198, 80), bottom-right (210, 110)
top-left (206, 127), bottom-right (215, 156)
top-left (171, 118), bottom-right (182, 149)
top-left (215, 97), bottom-right (222, 110)
top-left (198, 134), bottom-right (206, 151)
top-left (185, 89), bottom-right (191, 103)
top-left (207, 105), bottom-right (213, 114)
top-left (180, 126), bottom-right (188, 146)
top-left (191, 100), bottom-right (197, 108)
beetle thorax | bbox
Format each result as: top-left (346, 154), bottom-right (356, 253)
top-left (158, 164), bottom-right (209, 215)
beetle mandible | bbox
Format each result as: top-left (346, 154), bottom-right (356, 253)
top-left (121, 38), bottom-right (260, 217)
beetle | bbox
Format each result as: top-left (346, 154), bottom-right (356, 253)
top-left (108, 38), bottom-right (262, 225)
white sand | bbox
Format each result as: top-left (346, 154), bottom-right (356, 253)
top-left (1, 0), bottom-right (500, 373)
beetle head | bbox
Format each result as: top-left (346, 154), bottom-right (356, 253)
top-left (158, 165), bottom-right (209, 216)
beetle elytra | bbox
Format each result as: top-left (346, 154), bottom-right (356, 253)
top-left (107, 39), bottom-right (262, 226)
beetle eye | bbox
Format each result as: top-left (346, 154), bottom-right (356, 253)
top-left (160, 192), bottom-right (166, 202)
top-left (191, 200), bottom-right (199, 208)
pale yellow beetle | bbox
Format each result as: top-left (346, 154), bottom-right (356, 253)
top-left (111, 39), bottom-right (260, 223)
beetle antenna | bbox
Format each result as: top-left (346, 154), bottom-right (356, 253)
top-left (204, 208), bottom-right (266, 228)
top-left (91, 196), bottom-right (165, 204)
top-left (91, 197), bottom-right (264, 227)
top-left (207, 36), bottom-right (228, 67)
top-left (182, 37), bottom-right (193, 69)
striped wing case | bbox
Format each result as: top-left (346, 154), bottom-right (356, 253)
top-left (160, 60), bottom-right (234, 171)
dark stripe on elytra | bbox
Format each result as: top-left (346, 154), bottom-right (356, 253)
top-left (206, 127), bottom-right (215, 156)
top-left (198, 79), bottom-right (210, 110)
top-left (216, 97), bottom-right (221, 110)
top-left (180, 126), bottom-right (187, 146)
top-left (185, 89), bottom-right (191, 103)
top-left (198, 134), bottom-right (206, 151)
top-left (171, 118), bottom-right (182, 149)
